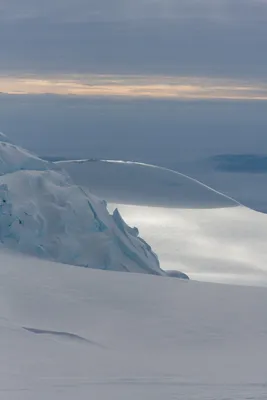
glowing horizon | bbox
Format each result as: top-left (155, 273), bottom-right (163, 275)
top-left (1, 74), bottom-right (267, 100)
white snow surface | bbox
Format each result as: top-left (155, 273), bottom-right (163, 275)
top-left (1, 249), bottom-right (267, 399)
top-left (0, 136), bottom-right (50, 175)
top-left (0, 137), bottom-right (163, 275)
top-left (1, 140), bottom-right (267, 399)
top-left (59, 159), bottom-right (267, 286)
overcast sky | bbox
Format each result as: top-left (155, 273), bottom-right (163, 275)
top-left (1, 1), bottom-right (267, 163)
top-left (1, 0), bottom-right (267, 80)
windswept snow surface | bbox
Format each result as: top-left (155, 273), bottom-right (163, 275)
top-left (0, 133), bottom-right (51, 174)
top-left (1, 249), bottom-right (267, 399)
top-left (0, 137), bottom-right (163, 275)
top-left (59, 159), bottom-right (267, 286)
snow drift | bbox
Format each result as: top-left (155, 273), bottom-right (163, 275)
top-left (2, 250), bottom-right (267, 399)
top-left (0, 134), bottom-right (164, 275)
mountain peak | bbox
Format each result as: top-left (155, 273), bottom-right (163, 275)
top-left (0, 134), bottom-right (164, 276)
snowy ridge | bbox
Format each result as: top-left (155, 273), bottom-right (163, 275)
top-left (0, 134), bottom-right (164, 275)
top-left (0, 134), bottom-right (51, 175)
top-left (102, 159), bottom-right (242, 205)
top-left (58, 158), bottom-right (239, 208)
top-left (57, 157), bottom-right (240, 204)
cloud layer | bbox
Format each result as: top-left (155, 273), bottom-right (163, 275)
top-left (1, 1), bottom-right (267, 22)
top-left (1, 75), bottom-right (267, 100)
top-left (1, 0), bottom-right (267, 79)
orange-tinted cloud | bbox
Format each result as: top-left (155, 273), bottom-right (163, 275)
top-left (1, 75), bottom-right (267, 100)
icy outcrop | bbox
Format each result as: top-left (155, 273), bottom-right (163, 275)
top-left (165, 270), bottom-right (190, 280)
top-left (0, 134), bottom-right (164, 275)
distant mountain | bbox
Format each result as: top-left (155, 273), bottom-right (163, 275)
top-left (57, 159), bottom-right (238, 208)
top-left (210, 154), bottom-right (267, 173)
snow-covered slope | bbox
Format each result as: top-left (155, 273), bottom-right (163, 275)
top-left (0, 132), bottom-right (51, 174)
top-left (0, 136), bottom-right (163, 275)
top-left (59, 159), bottom-right (267, 285)
top-left (2, 249), bottom-right (267, 399)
